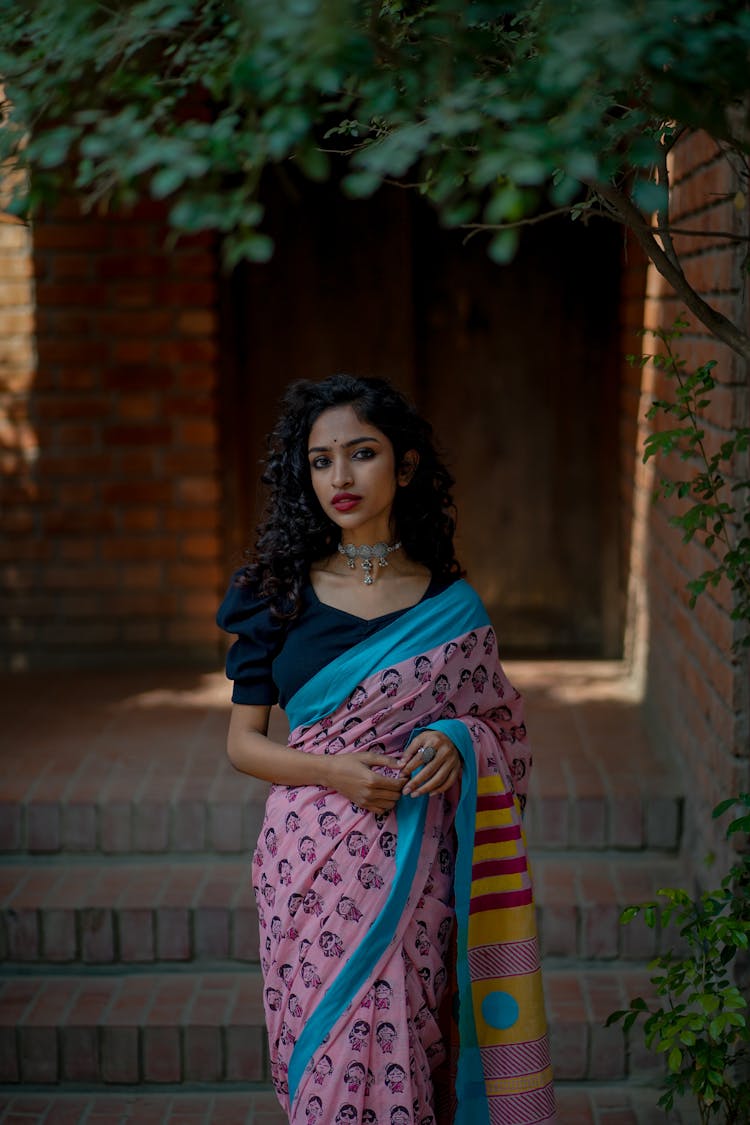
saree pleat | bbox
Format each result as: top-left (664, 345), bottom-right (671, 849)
top-left (252, 582), bottom-right (556, 1125)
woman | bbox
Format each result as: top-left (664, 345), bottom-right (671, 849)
top-left (217, 376), bottom-right (556, 1125)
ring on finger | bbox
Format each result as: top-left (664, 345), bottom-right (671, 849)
top-left (418, 745), bottom-right (437, 765)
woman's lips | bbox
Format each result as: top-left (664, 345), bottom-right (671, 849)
top-left (332, 495), bottom-right (362, 512)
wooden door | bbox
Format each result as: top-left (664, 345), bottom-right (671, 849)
top-left (219, 180), bottom-right (622, 655)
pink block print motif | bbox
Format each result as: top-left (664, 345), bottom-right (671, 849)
top-left (251, 621), bottom-right (553, 1124)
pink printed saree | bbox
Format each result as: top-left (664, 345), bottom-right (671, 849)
top-left (252, 579), bottom-right (556, 1125)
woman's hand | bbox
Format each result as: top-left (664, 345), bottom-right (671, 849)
top-left (397, 731), bottom-right (462, 797)
top-left (327, 751), bottom-right (406, 813)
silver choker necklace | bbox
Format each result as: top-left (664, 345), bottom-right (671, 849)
top-left (337, 540), bottom-right (402, 585)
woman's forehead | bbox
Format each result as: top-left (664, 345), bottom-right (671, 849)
top-left (308, 404), bottom-right (384, 447)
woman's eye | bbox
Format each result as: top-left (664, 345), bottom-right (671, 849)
top-left (311, 456), bottom-right (331, 470)
top-left (352, 448), bottom-right (374, 460)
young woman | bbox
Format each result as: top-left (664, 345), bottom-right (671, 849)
top-left (217, 375), bottom-right (556, 1125)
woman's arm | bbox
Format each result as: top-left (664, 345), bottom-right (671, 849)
top-left (226, 704), bottom-right (406, 813)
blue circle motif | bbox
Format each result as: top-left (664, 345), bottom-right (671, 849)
top-left (481, 989), bottom-right (519, 1030)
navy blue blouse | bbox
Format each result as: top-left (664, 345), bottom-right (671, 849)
top-left (217, 573), bottom-right (454, 709)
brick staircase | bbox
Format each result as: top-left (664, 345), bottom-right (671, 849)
top-left (0, 664), bottom-right (695, 1123)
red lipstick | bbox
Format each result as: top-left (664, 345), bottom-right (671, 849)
top-left (332, 492), bottom-right (362, 512)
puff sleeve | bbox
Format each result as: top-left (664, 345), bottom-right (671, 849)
top-left (216, 573), bottom-right (286, 705)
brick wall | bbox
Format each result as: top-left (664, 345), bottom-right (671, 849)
top-left (0, 200), bottom-right (224, 668)
top-left (623, 132), bottom-right (750, 867)
top-left (0, 212), bottom-right (37, 670)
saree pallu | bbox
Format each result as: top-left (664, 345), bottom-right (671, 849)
top-left (252, 580), bottom-right (556, 1125)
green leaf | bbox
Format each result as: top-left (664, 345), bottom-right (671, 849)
top-left (633, 179), bottom-right (669, 214)
top-left (342, 171), bottom-right (381, 198)
top-left (487, 228), bottom-right (520, 265)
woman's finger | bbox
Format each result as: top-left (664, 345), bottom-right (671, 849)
top-left (404, 757), bottom-right (455, 796)
top-left (398, 739), bottom-right (444, 777)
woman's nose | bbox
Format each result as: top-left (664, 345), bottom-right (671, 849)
top-left (331, 458), bottom-right (353, 488)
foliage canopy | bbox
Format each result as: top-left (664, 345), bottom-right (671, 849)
top-left (2, 0), bottom-right (750, 352)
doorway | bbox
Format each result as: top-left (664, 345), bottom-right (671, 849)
top-left (219, 176), bottom-right (622, 656)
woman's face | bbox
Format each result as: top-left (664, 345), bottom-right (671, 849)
top-left (307, 404), bottom-right (412, 543)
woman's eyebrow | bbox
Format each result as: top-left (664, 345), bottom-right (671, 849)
top-left (308, 436), bottom-right (381, 453)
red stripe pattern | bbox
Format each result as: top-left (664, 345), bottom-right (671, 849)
top-left (468, 888), bottom-right (534, 913)
top-left (469, 938), bottom-right (540, 980)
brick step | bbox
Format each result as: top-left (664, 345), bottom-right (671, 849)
top-left (0, 852), bottom-right (682, 966)
top-left (2, 676), bottom-right (685, 857)
top-left (0, 1085), bottom-right (697, 1124)
top-left (532, 853), bottom-right (684, 961)
top-left (2, 789), bottom-right (684, 857)
top-left (0, 795), bottom-right (268, 858)
top-left (0, 967), bottom-right (660, 1086)
top-left (524, 793), bottom-right (683, 852)
top-left (1, 793), bottom-right (685, 860)
top-left (0, 860), bottom-right (258, 966)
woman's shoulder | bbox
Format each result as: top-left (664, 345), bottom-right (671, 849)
top-left (216, 569), bottom-right (283, 634)
top-left (431, 575), bottom-right (490, 621)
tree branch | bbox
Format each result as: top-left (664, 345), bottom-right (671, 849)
top-left (595, 182), bottom-right (750, 363)
top-left (656, 133), bottom-right (679, 271)
top-left (458, 203), bottom-right (607, 242)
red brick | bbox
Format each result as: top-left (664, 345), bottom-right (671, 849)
top-left (165, 508), bottom-right (221, 533)
top-left (0, 281), bottom-right (37, 306)
top-left (0, 803), bottom-right (22, 850)
top-left (181, 535), bottom-right (220, 561)
top-left (549, 1020), bottom-right (587, 1080)
top-left (41, 911), bottom-right (77, 963)
top-left (104, 364), bottom-right (173, 391)
top-left (95, 255), bottom-right (170, 281)
top-left (194, 909), bottom-right (230, 959)
top-left (133, 803), bottom-right (169, 852)
top-left (6, 910), bottom-right (39, 961)
top-left (18, 1027), bottom-right (58, 1082)
top-left (36, 338), bottom-right (109, 365)
top-left (101, 538), bottom-right (178, 562)
top-left (98, 310), bottom-right (173, 338)
top-left (61, 804), bottom-right (97, 851)
top-left (142, 1026), bottom-right (181, 1082)
top-left (208, 803), bottom-right (243, 853)
top-left (0, 253), bottom-right (34, 280)
top-left (184, 1027), bottom-right (222, 1081)
top-left (225, 1026), bottom-right (264, 1081)
top-left (34, 223), bottom-right (110, 251)
top-left (27, 804), bottom-right (61, 853)
top-left (232, 907), bottom-right (260, 962)
top-left (539, 903), bottom-right (577, 959)
top-left (118, 508), bottom-right (162, 533)
top-left (111, 339), bottom-right (155, 363)
top-left (155, 281), bottom-right (216, 307)
top-left (100, 804), bottom-right (132, 854)
top-left (80, 909), bottom-right (114, 963)
top-left (154, 339), bottom-right (218, 365)
top-left (176, 420), bottom-right (216, 447)
top-left (101, 482), bottom-right (173, 505)
top-left (119, 910), bottom-right (155, 963)
top-left (48, 253), bottom-right (94, 281)
top-left (172, 802), bottom-right (207, 852)
top-left (162, 448), bottom-right (216, 474)
top-left (61, 1026), bottom-right (99, 1082)
top-left (103, 423), bottom-right (172, 447)
top-left (101, 1027), bottom-right (139, 1083)
top-left (571, 798), bottom-right (607, 848)
top-left (175, 310), bottom-right (217, 336)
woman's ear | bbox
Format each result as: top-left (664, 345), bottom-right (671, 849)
top-left (398, 450), bottom-right (419, 485)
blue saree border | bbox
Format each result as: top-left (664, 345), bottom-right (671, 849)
top-left (286, 580), bottom-right (490, 733)
top-left (421, 719), bottom-right (491, 1125)
top-left (288, 783), bottom-right (429, 1105)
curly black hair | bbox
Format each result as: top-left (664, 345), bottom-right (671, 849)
top-left (241, 374), bottom-right (463, 618)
